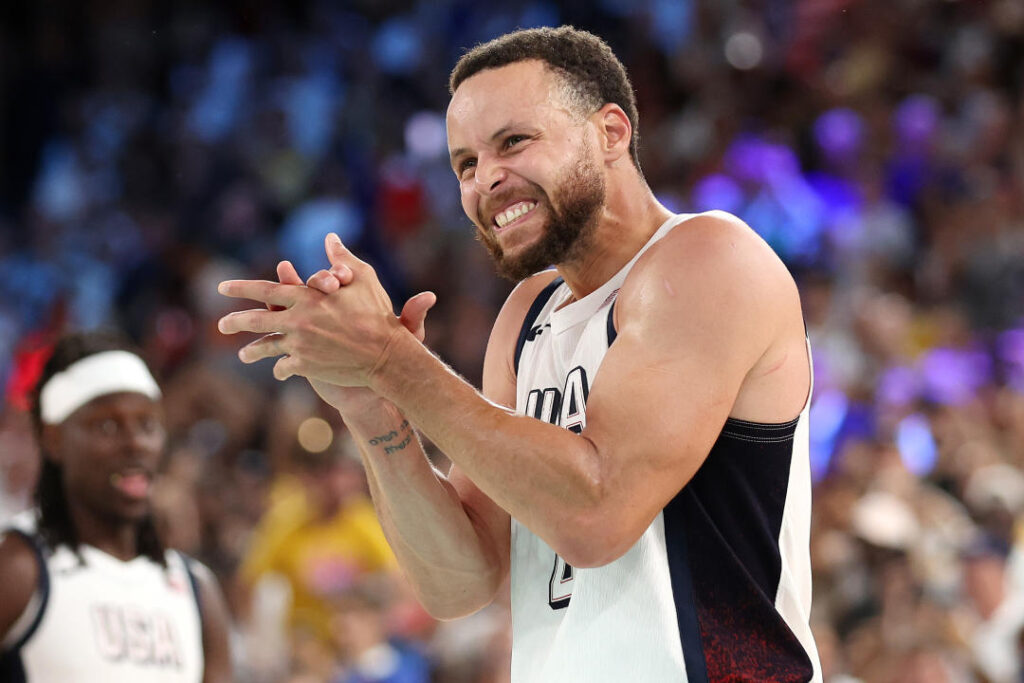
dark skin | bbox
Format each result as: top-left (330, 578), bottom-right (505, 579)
top-left (0, 392), bottom-right (233, 682)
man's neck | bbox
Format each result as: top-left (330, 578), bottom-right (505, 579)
top-left (555, 181), bottom-right (673, 299)
top-left (70, 503), bottom-right (140, 561)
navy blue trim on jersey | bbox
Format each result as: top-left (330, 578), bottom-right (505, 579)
top-left (513, 276), bottom-right (564, 374)
top-left (4, 530), bottom-right (50, 650)
top-left (179, 552), bottom-right (204, 622)
top-left (0, 529), bottom-right (51, 683)
top-left (606, 301), bottom-right (618, 347)
top-left (666, 416), bottom-right (814, 682)
top-left (0, 652), bottom-right (27, 683)
top-left (179, 552), bottom-right (207, 664)
top-left (662, 502), bottom-right (709, 683)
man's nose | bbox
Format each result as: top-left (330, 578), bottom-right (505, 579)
top-left (122, 421), bottom-right (162, 452)
top-left (474, 154), bottom-right (507, 194)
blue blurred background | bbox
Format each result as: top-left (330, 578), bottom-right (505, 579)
top-left (1, 1), bottom-right (1023, 681)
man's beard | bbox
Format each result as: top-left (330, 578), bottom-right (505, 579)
top-left (477, 146), bottom-right (606, 282)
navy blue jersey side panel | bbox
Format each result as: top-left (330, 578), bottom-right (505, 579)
top-left (513, 276), bottom-right (564, 374)
top-left (665, 418), bottom-right (814, 682)
top-left (606, 300), bottom-right (618, 347)
top-left (663, 499), bottom-right (709, 683)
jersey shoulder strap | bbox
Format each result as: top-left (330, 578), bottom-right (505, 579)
top-left (174, 551), bottom-right (204, 622)
top-left (513, 275), bottom-right (564, 374)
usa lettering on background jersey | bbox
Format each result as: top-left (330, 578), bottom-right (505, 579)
top-left (1, 517), bottom-right (205, 683)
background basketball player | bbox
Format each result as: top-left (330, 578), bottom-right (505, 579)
top-left (0, 331), bottom-right (232, 682)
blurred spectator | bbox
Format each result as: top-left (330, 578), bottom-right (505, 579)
top-left (329, 580), bottom-right (432, 683)
top-left (238, 441), bottom-right (399, 678)
top-left (958, 537), bottom-right (1024, 683)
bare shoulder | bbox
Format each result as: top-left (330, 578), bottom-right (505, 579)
top-left (0, 530), bottom-right (42, 641)
top-left (629, 211), bottom-right (796, 300)
top-left (616, 210), bottom-right (808, 421)
top-left (619, 211), bottom-right (800, 330)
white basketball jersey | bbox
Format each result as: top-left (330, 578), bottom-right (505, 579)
top-left (511, 214), bottom-right (821, 682)
top-left (1, 515), bottom-right (205, 682)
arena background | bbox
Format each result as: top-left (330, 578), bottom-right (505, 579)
top-left (1, 1), bottom-right (1023, 681)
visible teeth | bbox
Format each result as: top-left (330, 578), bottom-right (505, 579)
top-left (495, 201), bottom-right (536, 228)
top-left (110, 471), bottom-right (144, 485)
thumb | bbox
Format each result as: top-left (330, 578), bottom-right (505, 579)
top-left (277, 260), bottom-right (303, 285)
top-left (399, 291), bottom-right (437, 342)
top-left (324, 232), bottom-right (354, 270)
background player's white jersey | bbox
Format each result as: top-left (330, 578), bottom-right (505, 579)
top-left (511, 213), bottom-right (822, 683)
top-left (0, 514), bottom-right (204, 682)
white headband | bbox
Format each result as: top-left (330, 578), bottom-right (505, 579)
top-left (40, 350), bottom-right (162, 425)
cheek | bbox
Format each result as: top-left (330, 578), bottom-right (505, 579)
top-left (460, 184), bottom-right (479, 222)
top-left (61, 453), bottom-right (106, 491)
top-left (142, 429), bottom-right (167, 454)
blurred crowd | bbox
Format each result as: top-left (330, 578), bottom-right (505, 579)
top-left (1, 0), bottom-right (1023, 681)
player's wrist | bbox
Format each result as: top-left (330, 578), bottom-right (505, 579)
top-left (342, 393), bottom-right (399, 424)
top-left (326, 388), bottom-right (389, 417)
top-left (367, 324), bottom-right (418, 396)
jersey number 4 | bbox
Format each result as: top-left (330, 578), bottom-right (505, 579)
top-left (549, 555), bottom-right (574, 610)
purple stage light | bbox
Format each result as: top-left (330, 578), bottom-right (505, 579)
top-left (894, 94), bottom-right (940, 149)
top-left (692, 174), bottom-right (744, 214)
top-left (813, 108), bottom-right (864, 164)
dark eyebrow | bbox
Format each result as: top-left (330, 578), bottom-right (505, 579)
top-left (449, 125), bottom-right (518, 167)
top-left (449, 147), bottom-right (469, 168)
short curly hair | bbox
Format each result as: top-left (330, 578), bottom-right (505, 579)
top-left (449, 26), bottom-right (642, 170)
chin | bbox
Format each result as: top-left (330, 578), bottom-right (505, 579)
top-left (109, 499), bottom-right (152, 523)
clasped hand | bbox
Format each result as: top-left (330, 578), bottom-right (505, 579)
top-left (217, 233), bottom-right (433, 390)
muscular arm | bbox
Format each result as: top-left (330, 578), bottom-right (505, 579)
top-left (220, 214), bottom-right (808, 569)
top-left (0, 531), bottom-right (39, 647)
top-left (367, 215), bottom-right (808, 567)
top-left (254, 258), bottom-right (516, 620)
top-left (338, 403), bottom-right (507, 620)
top-left (333, 275), bottom-right (558, 619)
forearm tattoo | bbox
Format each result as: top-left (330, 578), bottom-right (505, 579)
top-left (367, 419), bottom-right (413, 454)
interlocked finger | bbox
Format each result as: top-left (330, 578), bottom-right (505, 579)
top-left (217, 309), bottom-right (286, 335)
top-left (273, 355), bottom-right (301, 381)
top-left (306, 269), bottom-right (343, 294)
top-left (218, 279), bottom-right (304, 308)
top-left (238, 333), bottom-right (289, 364)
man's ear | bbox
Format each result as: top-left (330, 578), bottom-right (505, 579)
top-left (40, 424), bottom-right (63, 465)
top-left (593, 103), bottom-right (632, 164)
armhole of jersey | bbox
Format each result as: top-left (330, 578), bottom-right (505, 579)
top-left (513, 276), bottom-right (564, 375)
top-left (1, 529), bottom-right (50, 652)
top-left (606, 300), bottom-right (618, 347)
top-left (178, 551), bottom-right (204, 625)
